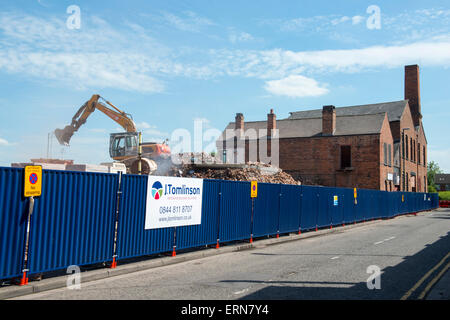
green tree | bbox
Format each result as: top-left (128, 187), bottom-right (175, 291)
top-left (427, 161), bottom-right (442, 190)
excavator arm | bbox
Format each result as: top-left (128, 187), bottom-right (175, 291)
top-left (55, 94), bottom-right (137, 146)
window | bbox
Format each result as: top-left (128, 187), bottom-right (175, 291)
top-left (384, 143), bottom-right (387, 165)
top-left (410, 137), bottom-right (413, 162)
top-left (423, 146), bottom-right (426, 167)
top-left (388, 145), bottom-right (392, 167)
top-left (418, 143), bottom-right (421, 165)
top-left (406, 173), bottom-right (409, 191)
top-left (222, 150), bottom-right (227, 163)
top-left (405, 136), bottom-right (409, 160)
top-left (340, 145), bottom-right (351, 169)
top-left (402, 136), bottom-right (405, 159)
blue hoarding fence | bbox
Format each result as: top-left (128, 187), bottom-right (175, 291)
top-left (0, 166), bottom-right (440, 281)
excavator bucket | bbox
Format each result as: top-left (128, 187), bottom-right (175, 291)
top-left (54, 125), bottom-right (75, 146)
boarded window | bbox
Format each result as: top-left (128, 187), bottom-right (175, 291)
top-left (341, 146), bottom-right (351, 169)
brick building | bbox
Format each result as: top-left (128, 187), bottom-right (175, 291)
top-left (217, 65), bottom-right (427, 192)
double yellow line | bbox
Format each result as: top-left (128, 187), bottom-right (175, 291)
top-left (401, 252), bottom-right (450, 300)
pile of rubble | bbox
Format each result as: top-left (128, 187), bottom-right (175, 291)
top-left (168, 161), bottom-right (300, 185)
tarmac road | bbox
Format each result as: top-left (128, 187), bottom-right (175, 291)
top-left (11, 208), bottom-right (450, 300)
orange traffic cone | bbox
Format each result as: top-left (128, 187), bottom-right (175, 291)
top-left (19, 272), bottom-right (28, 286)
top-left (110, 257), bottom-right (117, 269)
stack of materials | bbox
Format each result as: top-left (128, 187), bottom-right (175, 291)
top-left (65, 164), bottom-right (109, 173)
top-left (11, 158), bottom-right (73, 171)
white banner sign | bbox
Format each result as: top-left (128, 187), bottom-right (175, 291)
top-left (145, 176), bottom-right (203, 230)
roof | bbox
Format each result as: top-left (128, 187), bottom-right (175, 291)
top-left (218, 112), bottom-right (388, 141)
top-left (435, 174), bottom-right (450, 184)
top-left (288, 100), bottom-right (408, 122)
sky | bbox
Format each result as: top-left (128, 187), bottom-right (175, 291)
top-left (0, 0), bottom-right (449, 171)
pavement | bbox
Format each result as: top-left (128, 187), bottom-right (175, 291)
top-left (1, 208), bottom-right (449, 300)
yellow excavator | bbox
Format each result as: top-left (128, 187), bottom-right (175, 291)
top-left (54, 94), bottom-right (171, 174)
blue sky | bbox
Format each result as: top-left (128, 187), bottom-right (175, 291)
top-left (0, 0), bottom-right (449, 171)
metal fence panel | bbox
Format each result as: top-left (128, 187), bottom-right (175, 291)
top-left (176, 180), bottom-right (219, 250)
top-left (343, 188), bottom-right (355, 224)
top-left (0, 167), bottom-right (29, 280)
top-left (218, 180), bottom-right (252, 242)
top-left (279, 184), bottom-right (302, 234)
top-left (300, 186), bottom-right (319, 231)
top-left (329, 188), bottom-right (345, 226)
top-left (317, 187), bottom-right (332, 228)
top-left (0, 164), bottom-right (442, 281)
top-left (252, 183), bottom-right (279, 237)
top-left (116, 174), bottom-right (172, 260)
top-left (27, 170), bottom-right (117, 275)
top-left (356, 189), bottom-right (369, 222)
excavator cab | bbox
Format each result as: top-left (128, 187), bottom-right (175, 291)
top-left (109, 132), bottom-right (139, 159)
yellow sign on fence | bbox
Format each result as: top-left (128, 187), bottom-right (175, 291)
top-left (24, 166), bottom-right (42, 197)
top-left (251, 181), bottom-right (258, 198)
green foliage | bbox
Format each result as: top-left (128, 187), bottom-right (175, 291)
top-left (427, 161), bottom-right (443, 191)
top-left (428, 184), bottom-right (437, 193)
top-left (439, 191), bottom-right (450, 201)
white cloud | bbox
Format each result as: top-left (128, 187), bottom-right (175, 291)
top-left (0, 138), bottom-right (11, 146)
top-left (2, 11), bottom-right (450, 97)
top-left (264, 75), bottom-right (329, 98)
top-left (331, 16), bottom-right (350, 25)
top-left (228, 30), bottom-right (254, 44)
top-left (352, 15), bottom-right (365, 25)
top-left (161, 11), bottom-right (215, 33)
top-left (0, 12), bottom-right (168, 93)
top-left (212, 36), bottom-right (450, 79)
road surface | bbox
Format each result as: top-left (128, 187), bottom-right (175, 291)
top-left (12, 208), bottom-right (450, 300)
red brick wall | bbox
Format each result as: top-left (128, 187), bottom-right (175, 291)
top-left (278, 134), bottom-right (383, 190)
top-left (399, 104), bottom-right (427, 192)
top-left (379, 114), bottom-right (395, 191)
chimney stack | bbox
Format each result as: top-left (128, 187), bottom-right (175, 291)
top-left (235, 113), bottom-right (244, 136)
top-left (322, 105), bottom-right (336, 136)
top-left (405, 64), bottom-right (422, 127)
top-left (267, 109), bottom-right (276, 137)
